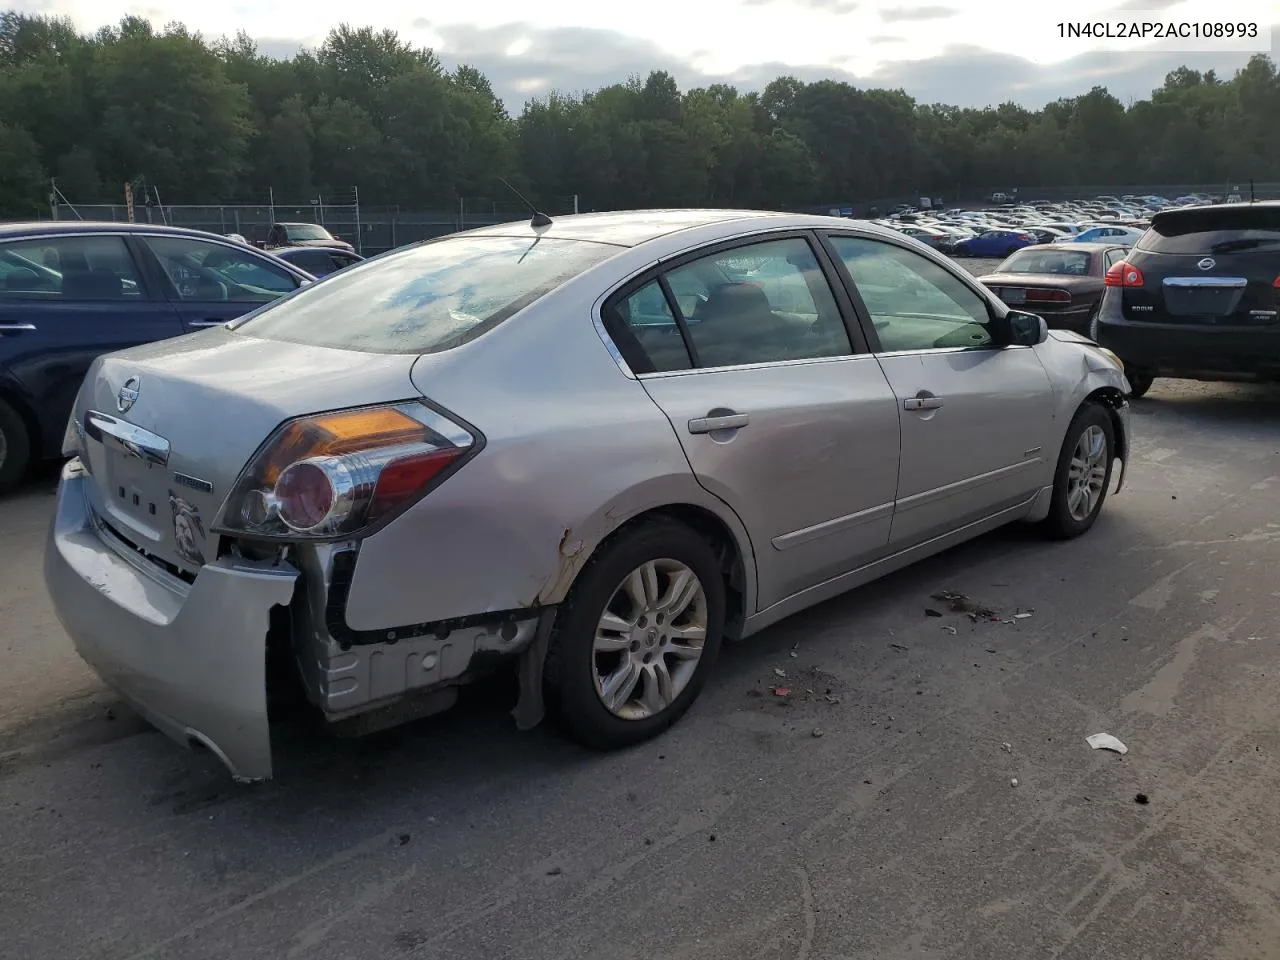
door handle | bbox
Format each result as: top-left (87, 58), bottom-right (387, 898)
top-left (188, 319), bottom-right (227, 328)
top-left (0, 323), bottom-right (37, 332)
top-left (688, 413), bottom-right (749, 434)
top-left (903, 397), bottom-right (943, 411)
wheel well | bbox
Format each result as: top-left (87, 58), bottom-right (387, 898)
top-left (602, 504), bottom-right (750, 640)
top-left (1083, 387), bottom-right (1128, 463)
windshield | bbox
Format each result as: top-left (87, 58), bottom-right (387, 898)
top-left (998, 249), bottom-right (1092, 276)
top-left (1138, 208), bottom-right (1280, 254)
top-left (284, 224), bottom-right (334, 241)
top-left (232, 234), bottom-right (620, 354)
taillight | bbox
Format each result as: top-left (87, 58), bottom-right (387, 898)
top-left (1273, 275), bottom-right (1280, 288)
top-left (1026, 288), bottom-right (1071, 303)
top-left (213, 401), bottom-right (477, 540)
top-left (1105, 260), bottom-right (1144, 287)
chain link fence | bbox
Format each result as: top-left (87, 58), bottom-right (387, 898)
top-left (45, 195), bottom-right (582, 256)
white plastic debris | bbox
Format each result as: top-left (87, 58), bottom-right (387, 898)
top-left (1001, 742), bottom-right (1012, 754)
top-left (1014, 612), bottom-right (1033, 620)
top-left (1086, 733), bottom-right (1128, 755)
top-left (1010, 778), bottom-right (1019, 788)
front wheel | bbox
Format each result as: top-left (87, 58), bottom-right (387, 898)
top-left (0, 397), bottom-right (32, 494)
top-left (1126, 369), bottom-right (1154, 399)
top-left (1043, 403), bottom-right (1115, 540)
top-left (545, 518), bottom-right (726, 750)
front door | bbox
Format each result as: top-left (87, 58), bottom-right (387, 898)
top-left (0, 233), bottom-right (181, 456)
top-left (606, 233), bottom-right (902, 611)
top-left (139, 234), bottom-right (303, 333)
top-left (824, 233), bottom-right (1057, 549)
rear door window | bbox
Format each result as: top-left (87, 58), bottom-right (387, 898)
top-left (145, 236), bottom-right (300, 303)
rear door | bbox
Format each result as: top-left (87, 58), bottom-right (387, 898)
top-left (1120, 207), bottom-right (1280, 327)
top-left (604, 232), bottom-right (902, 612)
top-left (139, 235), bottom-right (304, 333)
top-left (0, 233), bottom-right (180, 454)
top-left (823, 232), bottom-right (1057, 549)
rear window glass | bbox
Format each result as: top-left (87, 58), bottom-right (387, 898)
top-left (231, 235), bottom-right (619, 354)
top-left (1138, 208), bottom-right (1280, 254)
top-left (999, 249), bottom-right (1092, 276)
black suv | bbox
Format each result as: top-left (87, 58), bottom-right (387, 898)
top-left (1095, 202), bottom-right (1280, 397)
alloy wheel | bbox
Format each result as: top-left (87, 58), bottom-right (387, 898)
top-left (592, 558), bottom-right (708, 720)
top-left (1066, 424), bottom-right (1108, 521)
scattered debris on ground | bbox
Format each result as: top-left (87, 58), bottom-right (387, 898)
top-left (812, 728), bottom-right (825, 738)
top-left (932, 590), bottom-right (1000, 620)
top-left (1010, 778), bottom-right (1019, 788)
top-left (774, 668), bottom-right (787, 678)
top-left (546, 866), bottom-right (563, 876)
top-left (941, 625), bottom-right (957, 635)
top-left (1001, 742), bottom-right (1013, 754)
top-left (773, 687), bottom-right (791, 697)
top-left (890, 642), bottom-right (909, 651)
top-left (1135, 793), bottom-right (1150, 805)
top-left (1086, 733), bottom-right (1128, 755)
top-left (925, 608), bottom-right (943, 618)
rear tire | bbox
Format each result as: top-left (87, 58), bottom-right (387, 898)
top-left (1125, 369), bottom-right (1154, 399)
top-left (1043, 403), bottom-right (1115, 540)
top-left (545, 518), bottom-right (726, 751)
top-left (0, 397), bottom-right (32, 494)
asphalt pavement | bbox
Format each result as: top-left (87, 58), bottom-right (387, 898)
top-left (4, 258), bottom-right (1280, 959)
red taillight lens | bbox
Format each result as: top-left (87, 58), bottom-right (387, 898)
top-left (1273, 275), bottom-right (1280, 288)
top-left (213, 402), bottom-right (476, 540)
top-left (1105, 260), bottom-right (1144, 287)
top-left (1026, 288), bottom-right (1071, 303)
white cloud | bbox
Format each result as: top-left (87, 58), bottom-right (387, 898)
top-left (16, 0), bottom-right (1278, 105)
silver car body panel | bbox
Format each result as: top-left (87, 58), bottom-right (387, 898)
top-left (46, 210), bottom-right (1131, 777)
top-left (44, 459), bottom-right (296, 782)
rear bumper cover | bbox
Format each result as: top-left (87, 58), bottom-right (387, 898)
top-left (44, 459), bottom-right (297, 781)
top-left (1098, 316), bottom-right (1280, 378)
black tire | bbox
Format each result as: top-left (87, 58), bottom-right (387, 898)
top-left (0, 397), bottom-right (32, 494)
top-left (1126, 369), bottom-right (1154, 399)
top-left (545, 518), bottom-right (726, 750)
top-left (1044, 403), bottom-right (1115, 540)
top-left (1087, 304), bottom-right (1101, 341)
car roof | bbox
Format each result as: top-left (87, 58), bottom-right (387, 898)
top-left (0, 221), bottom-right (246, 242)
top-left (273, 245), bottom-right (362, 256)
top-left (1017, 242), bottom-right (1118, 253)
top-left (457, 209), bottom-right (872, 247)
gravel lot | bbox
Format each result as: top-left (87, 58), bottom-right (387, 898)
top-left (4, 255), bottom-right (1280, 959)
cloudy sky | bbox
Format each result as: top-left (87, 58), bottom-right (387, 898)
top-left (15, 0), bottom-right (1280, 110)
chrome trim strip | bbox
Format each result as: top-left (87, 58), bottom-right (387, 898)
top-left (637, 352), bottom-right (875, 379)
top-left (896, 459), bottom-right (1041, 511)
top-left (1163, 276), bottom-right (1248, 289)
top-left (771, 502), bottom-right (895, 551)
top-left (83, 411), bottom-right (170, 466)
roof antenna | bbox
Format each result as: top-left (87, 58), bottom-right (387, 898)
top-left (497, 177), bottom-right (553, 228)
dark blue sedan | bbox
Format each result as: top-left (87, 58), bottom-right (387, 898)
top-left (0, 222), bottom-right (314, 491)
top-left (953, 229), bottom-right (1039, 258)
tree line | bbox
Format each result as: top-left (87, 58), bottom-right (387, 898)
top-left (2, 11), bottom-right (1279, 218)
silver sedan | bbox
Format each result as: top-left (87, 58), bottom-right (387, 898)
top-left (44, 210), bottom-right (1132, 781)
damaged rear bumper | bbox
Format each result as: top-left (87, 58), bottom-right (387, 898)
top-left (43, 459), bottom-right (297, 782)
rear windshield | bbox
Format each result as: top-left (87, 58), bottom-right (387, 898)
top-left (999, 249), bottom-right (1092, 276)
top-left (1138, 207), bottom-right (1280, 254)
top-left (284, 224), bottom-right (333, 241)
top-left (231, 235), bottom-right (619, 353)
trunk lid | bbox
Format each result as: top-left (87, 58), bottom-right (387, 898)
top-left (74, 326), bottom-right (420, 577)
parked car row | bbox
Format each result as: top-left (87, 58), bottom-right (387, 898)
top-left (868, 194), bottom-right (1206, 257)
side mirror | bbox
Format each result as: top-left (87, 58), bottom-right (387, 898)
top-left (1007, 309), bottom-right (1048, 346)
